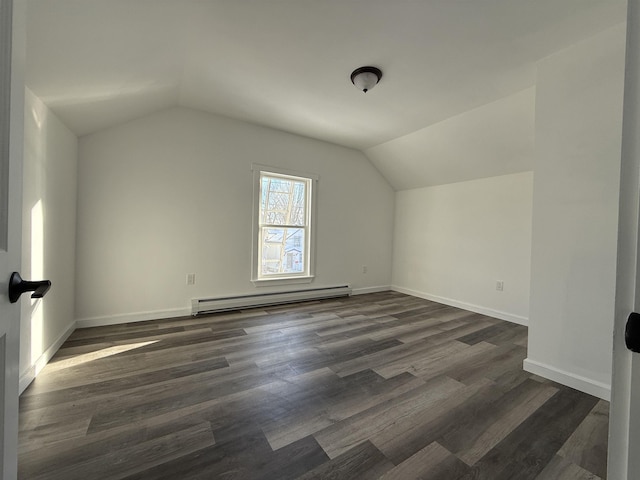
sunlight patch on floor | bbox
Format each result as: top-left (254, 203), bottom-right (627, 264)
top-left (46, 341), bottom-right (159, 372)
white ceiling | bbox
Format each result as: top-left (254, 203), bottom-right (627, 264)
top-left (26, 0), bottom-right (627, 188)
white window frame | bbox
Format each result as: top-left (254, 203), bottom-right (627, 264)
top-left (251, 164), bottom-right (317, 286)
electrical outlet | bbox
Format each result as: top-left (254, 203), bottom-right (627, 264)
top-left (362, 265), bottom-right (368, 274)
top-left (496, 280), bottom-right (504, 292)
top-left (187, 273), bottom-right (196, 285)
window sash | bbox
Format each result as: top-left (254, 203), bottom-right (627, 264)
top-left (258, 226), bottom-right (307, 277)
top-left (260, 175), bottom-right (308, 227)
top-left (252, 164), bottom-right (317, 285)
top-left (257, 172), bottom-right (311, 279)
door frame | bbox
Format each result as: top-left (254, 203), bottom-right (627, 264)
top-left (0, 0), bottom-right (25, 477)
top-left (610, 0), bottom-right (640, 478)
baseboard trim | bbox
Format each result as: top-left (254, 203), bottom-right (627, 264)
top-left (19, 320), bottom-right (76, 395)
top-left (523, 358), bottom-right (611, 401)
top-left (77, 289), bottom-right (391, 327)
top-left (76, 307), bottom-right (191, 329)
top-left (351, 286), bottom-right (391, 295)
top-left (391, 285), bottom-right (528, 326)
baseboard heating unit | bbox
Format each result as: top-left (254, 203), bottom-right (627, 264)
top-left (191, 285), bottom-right (352, 316)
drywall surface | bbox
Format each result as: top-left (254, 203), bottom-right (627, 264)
top-left (20, 88), bottom-right (78, 390)
top-left (365, 88), bottom-right (535, 190)
top-left (76, 107), bottom-right (394, 323)
top-left (392, 172), bottom-right (533, 324)
top-left (526, 24), bottom-right (626, 399)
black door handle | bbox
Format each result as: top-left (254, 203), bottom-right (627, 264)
top-left (626, 312), bottom-right (640, 353)
top-left (8, 272), bottom-right (51, 304)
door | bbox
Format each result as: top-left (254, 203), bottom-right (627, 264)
top-left (610, 0), bottom-right (640, 478)
top-left (0, 0), bottom-right (24, 477)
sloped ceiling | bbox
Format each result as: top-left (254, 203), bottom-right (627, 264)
top-left (366, 87), bottom-right (536, 190)
top-left (26, 0), bottom-right (627, 189)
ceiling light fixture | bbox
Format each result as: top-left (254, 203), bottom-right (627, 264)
top-left (350, 66), bottom-right (382, 93)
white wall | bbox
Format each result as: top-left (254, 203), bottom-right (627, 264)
top-left (392, 172), bottom-right (533, 324)
top-left (20, 88), bottom-right (78, 392)
top-left (365, 88), bottom-right (535, 190)
top-left (525, 24), bottom-right (626, 400)
top-left (75, 107), bottom-right (394, 325)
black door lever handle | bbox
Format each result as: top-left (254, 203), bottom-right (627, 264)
top-left (626, 312), bottom-right (640, 353)
top-left (8, 272), bottom-right (51, 303)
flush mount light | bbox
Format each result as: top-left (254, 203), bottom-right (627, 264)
top-left (350, 66), bottom-right (382, 93)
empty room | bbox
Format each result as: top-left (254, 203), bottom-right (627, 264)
top-left (3, 0), bottom-right (640, 478)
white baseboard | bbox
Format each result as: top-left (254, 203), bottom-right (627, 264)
top-left (351, 286), bottom-right (391, 295)
top-left (391, 285), bottom-right (528, 326)
top-left (79, 289), bottom-right (390, 327)
top-left (76, 307), bottom-right (191, 329)
top-left (523, 358), bottom-right (611, 401)
top-left (19, 320), bottom-right (76, 395)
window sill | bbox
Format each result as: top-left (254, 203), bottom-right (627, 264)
top-left (252, 276), bottom-right (315, 287)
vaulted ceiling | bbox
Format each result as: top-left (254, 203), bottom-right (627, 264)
top-left (26, 0), bottom-right (627, 189)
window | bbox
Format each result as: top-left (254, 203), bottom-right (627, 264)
top-left (252, 165), bottom-right (316, 284)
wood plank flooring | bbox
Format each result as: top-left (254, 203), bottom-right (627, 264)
top-left (18, 291), bottom-right (609, 479)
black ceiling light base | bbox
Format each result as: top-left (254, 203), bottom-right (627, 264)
top-left (350, 66), bottom-right (383, 93)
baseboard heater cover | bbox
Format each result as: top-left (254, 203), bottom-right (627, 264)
top-left (192, 285), bottom-right (351, 315)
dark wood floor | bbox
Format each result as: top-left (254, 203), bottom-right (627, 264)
top-left (18, 291), bottom-right (609, 479)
